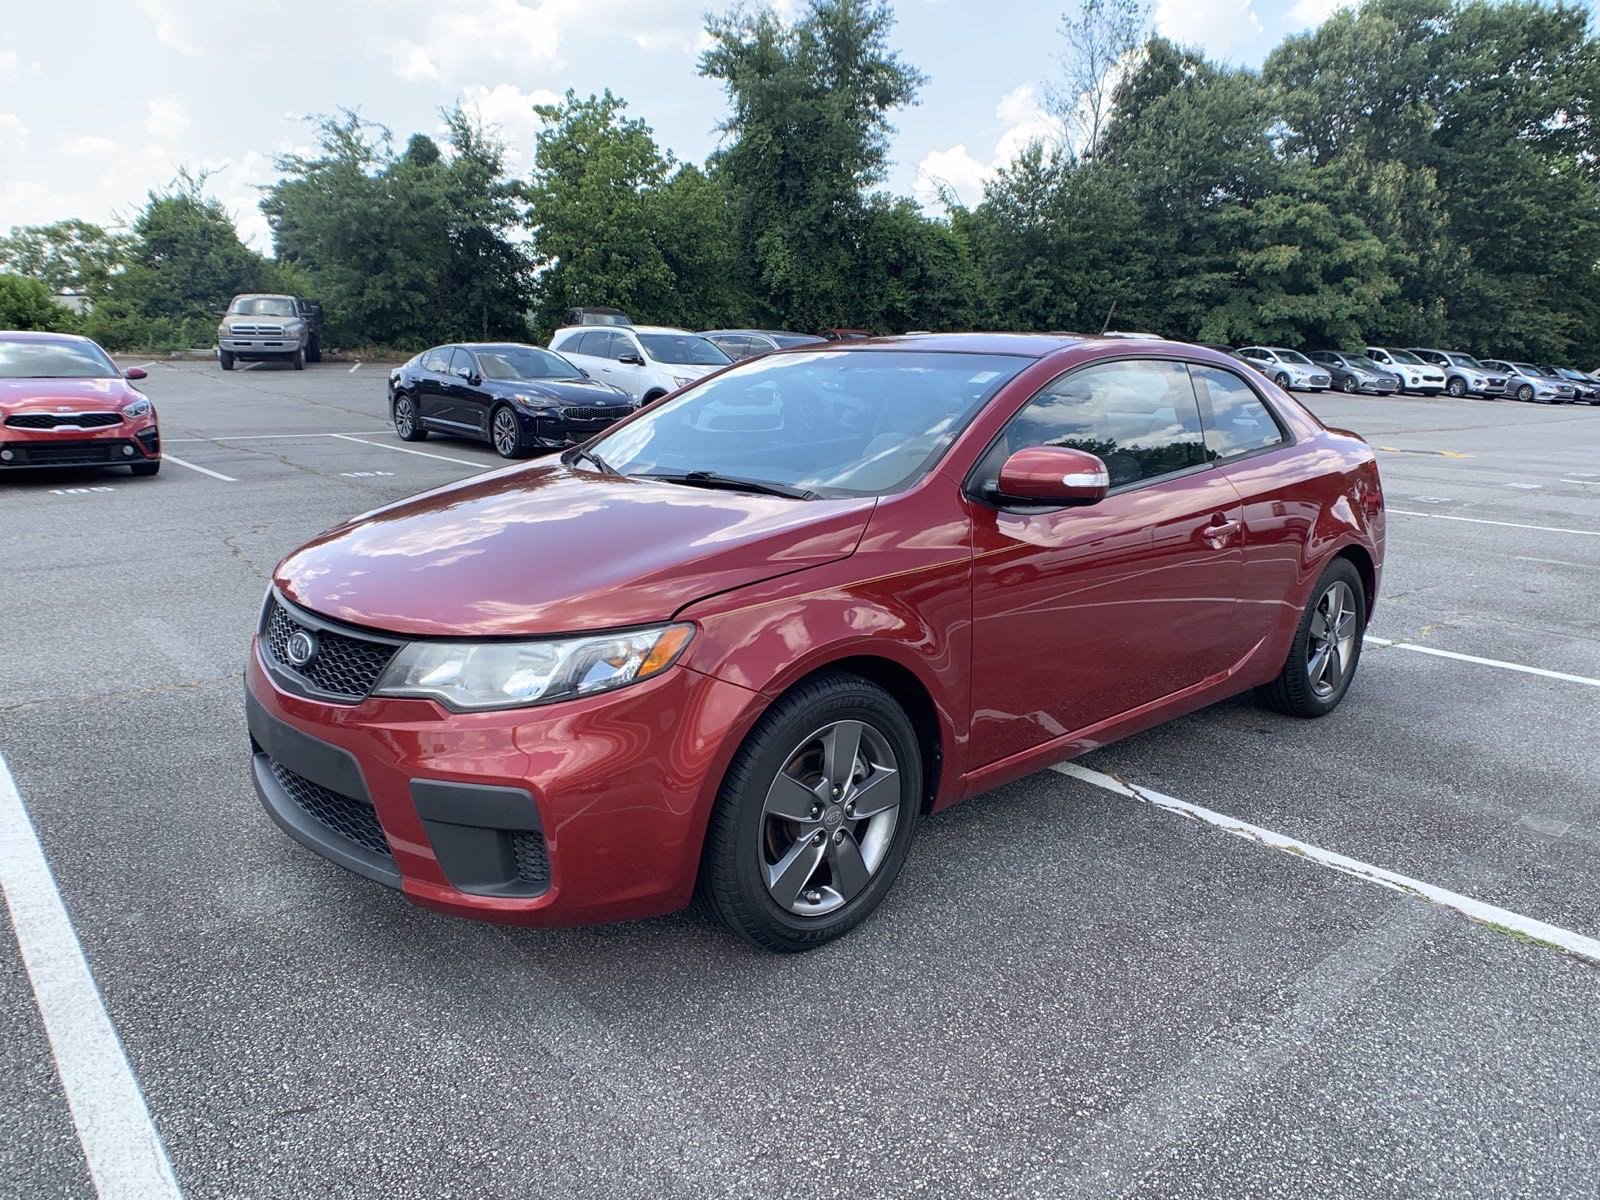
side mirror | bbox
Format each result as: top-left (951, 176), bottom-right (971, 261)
top-left (123, 367), bottom-right (148, 381)
top-left (618, 352), bottom-right (644, 366)
top-left (993, 446), bottom-right (1109, 507)
top-left (579, 368), bottom-right (591, 378)
top-left (468, 373), bottom-right (482, 386)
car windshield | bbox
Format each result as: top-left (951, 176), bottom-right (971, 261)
top-left (1384, 349), bottom-right (1424, 365)
top-left (1447, 353), bottom-right (1484, 368)
top-left (588, 350), bottom-right (1029, 498)
top-left (0, 339), bottom-right (121, 379)
top-left (475, 346), bottom-right (583, 381)
top-left (1275, 350), bottom-right (1313, 364)
top-left (1512, 363), bottom-right (1541, 375)
top-left (1348, 356), bottom-right (1385, 372)
top-left (637, 333), bottom-right (731, 366)
top-left (773, 334), bottom-right (827, 347)
top-left (229, 297), bottom-right (297, 317)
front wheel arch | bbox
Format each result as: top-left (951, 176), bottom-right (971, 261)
top-left (642, 388), bottom-right (668, 404)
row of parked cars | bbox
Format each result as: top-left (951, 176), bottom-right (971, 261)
top-left (1215, 343), bottom-right (1600, 403)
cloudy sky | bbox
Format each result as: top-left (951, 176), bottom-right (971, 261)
top-left (0, 0), bottom-right (1482, 251)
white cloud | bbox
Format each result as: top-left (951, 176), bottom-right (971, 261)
top-left (145, 94), bottom-right (190, 142)
top-left (138, 0), bottom-right (205, 55)
top-left (394, 42), bottom-right (440, 82)
top-left (915, 85), bottom-right (1063, 210)
top-left (1154, 0), bottom-right (1263, 56)
top-left (59, 135), bottom-right (119, 158)
top-left (0, 50), bottom-right (19, 80)
top-left (389, 0), bottom-right (587, 80)
top-left (459, 83), bottom-right (561, 172)
top-left (1288, 0), bottom-right (1350, 28)
top-left (0, 113), bottom-right (28, 156)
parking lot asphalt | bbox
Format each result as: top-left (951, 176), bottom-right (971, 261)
top-left (2, 360), bottom-right (1598, 1199)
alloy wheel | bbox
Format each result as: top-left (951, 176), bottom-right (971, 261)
top-left (493, 409), bottom-right (519, 457)
top-left (759, 719), bottom-right (901, 917)
top-left (1342, 377), bottom-right (1357, 393)
top-left (1275, 372), bottom-right (1290, 389)
top-left (1306, 580), bottom-right (1358, 698)
top-left (395, 396), bottom-right (415, 437)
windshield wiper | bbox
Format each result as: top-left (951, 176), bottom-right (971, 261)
top-left (645, 470), bottom-right (818, 500)
top-left (565, 446), bottom-right (620, 476)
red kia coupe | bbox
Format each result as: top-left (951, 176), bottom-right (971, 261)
top-left (0, 332), bottom-right (160, 475)
top-left (247, 335), bottom-right (1383, 950)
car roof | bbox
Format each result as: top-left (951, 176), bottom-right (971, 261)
top-left (701, 329), bottom-right (821, 339)
top-left (231, 293), bottom-right (295, 301)
top-left (0, 329), bottom-right (97, 344)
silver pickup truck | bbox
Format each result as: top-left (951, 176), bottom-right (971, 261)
top-left (217, 294), bottom-right (323, 371)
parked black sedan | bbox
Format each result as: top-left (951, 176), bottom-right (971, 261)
top-left (387, 343), bottom-right (638, 458)
top-left (1308, 350), bottom-right (1401, 395)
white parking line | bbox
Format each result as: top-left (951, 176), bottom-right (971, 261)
top-left (160, 454), bottom-right (236, 482)
top-left (1051, 761), bottom-right (1600, 968)
top-left (1515, 555), bottom-right (1600, 571)
top-left (239, 362), bottom-right (261, 372)
top-left (329, 434), bottom-right (488, 469)
top-left (0, 753), bottom-right (183, 1198)
top-left (1363, 635), bottom-right (1600, 688)
top-left (163, 431), bottom-right (392, 443)
top-left (347, 362), bottom-right (362, 374)
top-left (1560, 479), bottom-right (1597, 486)
top-left (1389, 508), bottom-right (1600, 537)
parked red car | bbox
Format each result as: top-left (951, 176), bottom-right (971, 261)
top-left (0, 332), bottom-right (160, 475)
top-left (247, 335), bottom-right (1383, 950)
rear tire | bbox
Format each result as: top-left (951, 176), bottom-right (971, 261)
top-left (130, 461), bottom-right (160, 477)
top-left (699, 672), bottom-right (922, 952)
top-left (393, 393), bottom-right (428, 441)
top-left (307, 337), bottom-right (322, 364)
top-left (1257, 557), bottom-right (1366, 719)
top-left (219, 351), bottom-right (234, 371)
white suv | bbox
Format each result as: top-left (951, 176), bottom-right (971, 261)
top-left (1365, 347), bottom-right (1446, 394)
top-left (549, 325), bottom-right (729, 403)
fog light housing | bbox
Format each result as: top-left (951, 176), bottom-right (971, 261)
top-left (122, 445), bottom-right (135, 456)
top-left (0, 449), bottom-right (12, 461)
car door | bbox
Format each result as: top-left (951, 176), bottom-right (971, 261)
top-left (417, 346), bottom-right (454, 424)
top-left (966, 357), bottom-right (1245, 768)
top-left (607, 331), bottom-right (652, 398)
top-left (1185, 362), bottom-right (1301, 654)
top-left (448, 347), bottom-right (489, 433)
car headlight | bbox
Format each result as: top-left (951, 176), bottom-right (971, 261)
top-left (671, 376), bottom-right (696, 389)
top-left (373, 623), bottom-right (694, 711)
top-left (122, 397), bottom-right (152, 418)
top-left (512, 393), bottom-right (555, 410)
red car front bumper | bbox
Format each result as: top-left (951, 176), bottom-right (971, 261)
top-left (0, 413), bottom-right (160, 469)
top-left (245, 643), bottom-right (761, 927)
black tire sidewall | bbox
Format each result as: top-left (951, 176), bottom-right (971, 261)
top-left (705, 674), bottom-right (922, 950)
top-left (1276, 559), bottom-right (1367, 717)
top-left (491, 404), bottom-right (524, 458)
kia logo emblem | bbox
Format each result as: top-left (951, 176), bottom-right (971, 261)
top-left (284, 630), bottom-right (318, 667)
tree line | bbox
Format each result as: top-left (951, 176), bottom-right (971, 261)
top-left (2, 0), bottom-right (1596, 365)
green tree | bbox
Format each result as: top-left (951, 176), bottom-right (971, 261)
top-left (86, 171), bottom-right (277, 349)
top-left (701, 0), bottom-right (926, 330)
top-left (265, 107), bottom-right (532, 347)
top-left (0, 274), bottom-right (77, 331)
top-left (0, 220), bottom-right (128, 300)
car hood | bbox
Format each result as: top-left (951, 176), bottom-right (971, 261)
top-left (274, 464), bottom-right (876, 637)
top-left (0, 377), bottom-right (138, 412)
top-left (489, 377), bottom-right (631, 403)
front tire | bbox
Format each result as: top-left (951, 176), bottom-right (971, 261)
top-left (1274, 371), bottom-right (1291, 389)
top-left (700, 672), bottom-right (922, 952)
top-left (291, 348), bottom-right (305, 371)
top-left (219, 350), bottom-right (234, 371)
top-left (1447, 377), bottom-right (1466, 397)
top-left (130, 461), bottom-right (160, 477)
top-left (1516, 384), bottom-right (1534, 402)
top-left (1342, 376), bottom-right (1357, 394)
top-left (1257, 558), bottom-right (1366, 719)
top-left (490, 404), bottom-right (529, 459)
top-left (393, 393), bottom-right (428, 441)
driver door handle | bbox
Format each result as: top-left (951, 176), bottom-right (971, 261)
top-left (1203, 516), bottom-right (1241, 547)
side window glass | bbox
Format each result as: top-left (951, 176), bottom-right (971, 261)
top-left (996, 359), bottom-right (1207, 489)
top-left (551, 332), bottom-right (580, 353)
top-left (573, 331), bottom-right (603, 357)
top-left (423, 347), bottom-right (451, 373)
top-left (1188, 365), bottom-right (1287, 460)
top-left (448, 348), bottom-right (477, 378)
top-left (614, 334), bottom-right (640, 362)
